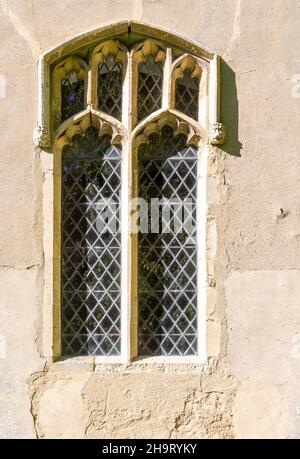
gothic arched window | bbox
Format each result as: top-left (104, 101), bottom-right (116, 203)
top-left (36, 23), bottom-right (226, 361)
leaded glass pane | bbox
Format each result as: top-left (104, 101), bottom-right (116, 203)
top-left (98, 56), bottom-right (123, 120)
top-left (175, 69), bottom-right (199, 121)
top-left (61, 71), bottom-right (85, 122)
top-left (138, 126), bottom-right (198, 356)
top-left (62, 127), bottom-right (121, 356)
top-left (138, 55), bottom-right (163, 121)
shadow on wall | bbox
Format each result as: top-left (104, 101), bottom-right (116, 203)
top-left (220, 60), bottom-right (242, 157)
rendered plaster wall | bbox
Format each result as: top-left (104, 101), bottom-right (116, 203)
top-left (0, 0), bottom-right (300, 439)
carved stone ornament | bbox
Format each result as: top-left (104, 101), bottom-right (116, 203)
top-left (209, 122), bottom-right (227, 145)
top-left (55, 113), bottom-right (122, 152)
top-left (173, 55), bottom-right (202, 81)
top-left (36, 26), bottom-right (227, 151)
top-left (133, 38), bottom-right (166, 64)
top-left (135, 112), bottom-right (200, 150)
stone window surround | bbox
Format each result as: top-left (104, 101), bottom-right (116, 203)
top-left (34, 20), bottom-right (226, 366)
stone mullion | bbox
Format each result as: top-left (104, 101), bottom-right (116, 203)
top-left (162, 47), bottom-right (172, 110)
top-left (120, 50), bottom-right (134, 361)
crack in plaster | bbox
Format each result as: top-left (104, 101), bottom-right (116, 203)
top-left (0, 264), bottom-right (40, 271)
top-left (28, 370), bottom-right (47, 439)
top-left (169, 390), bottom-right (196, 438)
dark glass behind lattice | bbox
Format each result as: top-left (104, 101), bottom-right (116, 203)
top-left (138, 55), bottom-right (163, 121)
top-left (61, 71), bottom-right (85, 122)
top-left (98, 57), bottom-right (123, 120)
top-left (138, 126), bottom-right (198, 356)
top-left (62, 127), bottom-right (121, 356)
top-left (175, 69), bottom-right (199, 121)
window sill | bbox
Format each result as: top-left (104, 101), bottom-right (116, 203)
top-left (50, 355), bottom-right (208, 374)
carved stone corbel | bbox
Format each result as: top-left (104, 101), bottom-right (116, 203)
top-left (209, 122), bottom-right (227, 145)
top-left (208, 55), bottom-right (227, 145)
top-left (33, 124), bottom-right (50, 149)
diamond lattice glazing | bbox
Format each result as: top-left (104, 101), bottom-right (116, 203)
top-left (138, 55), bottom-right (163, 121)
top-left (61, 71), bottom-right (85, 122)
top-left (174, 69), bottom-right (199, 121)
top-left (98, 57), bottom-right (123, 120)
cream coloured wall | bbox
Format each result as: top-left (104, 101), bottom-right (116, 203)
top-left (0, 0), bottom-right (300, 438)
